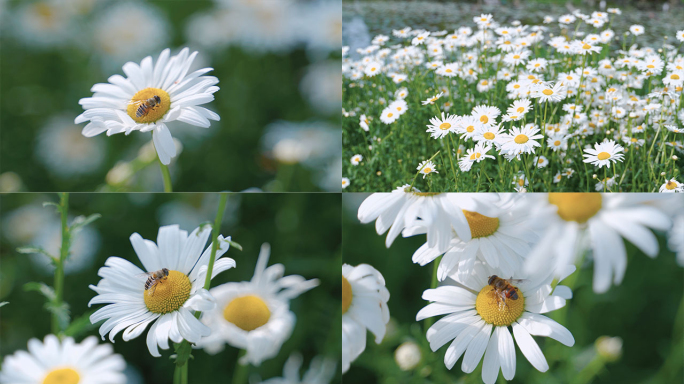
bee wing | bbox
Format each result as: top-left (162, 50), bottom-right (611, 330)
top-left (507, 278), bottom-right (527, 284)
top-left (128, 100), bottom-right (144, 106)
top-left (135, 272), bottom-right (152, 279)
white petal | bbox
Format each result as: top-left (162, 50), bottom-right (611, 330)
top-left (481, 327), bottom-right (500, 384)
top-left (184, 289), bottom-right (216, 312)
top-left (461, 323), bottom-right (493, 373)
top-left (512, 322), bottom-right (548, 372)
top-left (153, 124), bottom-right (177, 165)
top-left (497, 326), bottom-right (516, 380)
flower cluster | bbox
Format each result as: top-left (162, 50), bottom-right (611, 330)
top-left (345, 191), bottom-right (682, 383)
top-left (343, 10), bottom-right (684, 192)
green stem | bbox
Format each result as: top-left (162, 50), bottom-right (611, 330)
top-left (158, 160), bottom-right (173, 193)
top-left (424, 256), bottom-right (442, 331)
top-left (53, 193), bottom-right (70, 335)
top-left (173, 194), bottom-right (229, 384)
top-left (233, 350), bottom-right (249, 384)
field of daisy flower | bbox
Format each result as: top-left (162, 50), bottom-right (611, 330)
top-left (0, 193), bottom-right (341, 384)
top-left (0, 0), bottom-right (341, 193)
top-left (342, 192), bottom-right (683, 384)
top-left (342, 2), bottom-right (684, 192)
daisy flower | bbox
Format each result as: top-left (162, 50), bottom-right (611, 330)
top-left (456, 116), bottom-right (484, 141)
top-left (380, 107), bottom-right (399, 125)
top-left (357, 188), bottom-right (503, 252)
top-left (350, 154), bottom-right (363, 165)
top-left (75, 48), bottom-right (220, 165)
top-left (343, 263), bottom-right (390, 374)
top-left (0, 335), bottom-right (126, 384)
top-left (389, 99), bottom-right (409, 116)
top-left (459, 143), bottom-right (496, 172)
top-left (534, 155), bottom-right (549, 168)
top-left (426, 113), bottom-right (459, 139)
top-left (342, 177), bottom-right (350, 189)
top-left (417, 160), bottom-right (438, 179)
top-left (582, 140), bottom-right (625, 168)
top-left (573, 41), bottom-right (602, 55)
top-left (547, 135), bottom-right (568, 151)
top-left (260, 352), bottom-right (336, 384)
top-left (411, 196), bottom-right (539, 279)
top-left (500, 125), bottom-right (543, 156)
top-left (197, 244), bottom-right (319, 365)
top-left (526, 58), bottom-right (548, 72)
top-left (411, 31), bottom-right (430, 45)
top-left (525, 193), bottom-right (671, 293)
top-left (507, 99), bottom-right (532, 117)
top-left (660, 178), bottom-right (683, 193)
top-left (535, 82), bottom-right (566, 103)
top-left (364, 61), bottom-right (382, 77)
top-left (422, 92), bottom-right (444, 105)
top-left (629, 25), bottom-right (645, 36)
top-left (417, 261), bottom-right (575, 384)
top-left (88, 224), bottom-right (235, 357)
top-left (474, 124), bottom-right (505, 147)
top-left (677, 30), bottom-right (684, 42)
top-left (472, 105), bottom-right (501, 126)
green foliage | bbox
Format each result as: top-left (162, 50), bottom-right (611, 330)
top-left (23, 282), bottom-right (70, 331)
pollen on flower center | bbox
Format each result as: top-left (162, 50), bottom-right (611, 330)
top-left (514, 134), bottom-right (529, 144)
top-left (483, 132), bottom-right (495, 140)
top-left (342, 276), bottom-right (352, 314)
top-left (127, 87), bottom-right (171, 124)
top-left (462, 210), bottom-right (499, 238)
top-left (223, 295), bottom-right (271, 331)
top-left (423, 167), bottom-right (432, 173)
top-left (143, 270), bottom-right (191, 314)
top-left (466, 125), bottom-right (475, 132)
top-left (542, 89), bottom-right (554, 95)
top-left (43, 367), bottom-right (80, 384)
top-left (440, 122), bottom-right (452, 130)
top-left (480, 116), bottom-right (489, 124)
top-left (475, 285), bottom-right (524, 326)
top-left (548, 193), bottom-right (602, 223)
top-left (666, 181), bottom-right (677, 190)
top-left (597, 152), bottom-right (611, 160)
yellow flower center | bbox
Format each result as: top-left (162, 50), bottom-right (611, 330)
top-left (482, 80), bottom-right (489, 85)
top-left (513, 84), bottom-right (520, 89)
top-left (647, 64), bottom-right (655, 69)
top-left (143, 270), bottom-right (191, 314)
top-left (514, 134), bottom-right (529, 144)
top-left (43, 368), bottom-right (80, 384)
top-left (672, 74), bottom-right (680, 80)
top-left (440, 122), bottom-right (452, 130)
top-left (342, 276), bottom-right (352, 314)
top-left (516, 107), bottom-right (525, 113)
top-left (513, 55), bottom-right (520, 59)
top-left (483, 132), bottom-right (495, 140)
top-left (423, 167), bottom-right (432, 173)
top-left (396, 107), bottom-right (402, 111)
top-left (127, 88), bottom-right (171, 124)
top-left (597, 152), bottom-right (611, 160)
top-left (554, 140), bottom-right (561, 146)
top-left (582, 44), bottom-right (592, 49)
top-left (538, 158), bottom-right (544, 164)
top-left (446, 69), bottom-right (453, 73)
top-left (462, 210), bottom-right (499, 238)
top-left (387, 113), bottom-right (394, 118)
top-left (548, 193), bottom-right (602, 223)
top-left (475, 285), bottom-right (524, 326)
top-left (542, 89), bottom-right (554, 95)
top-left (631, 138), bottom-right (638, 143)
top-left (666, 181), bottom-right (677, 190)
top-left (467, 125), bottom-right (475, 132)
top-left (370, 67), bottom-right (377, 71)
top-left (223, 295), bottom-right (271, 331)
top-left (480, 116), bottom-right (489, 124)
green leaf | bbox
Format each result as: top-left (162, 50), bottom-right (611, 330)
top-left (64, 310), bottom-right (98, 338)
top-left (24, 282), bottom-right (57, 301)
top-left (69, 213), bottom-right (101, 235)
top-left (0, 302), bottom-right (8, 308)
top-left (225, 239), bottom-right (243, 251)
top-left (16, 246), bottom-right (56, 261)
top-left (23, 282), bottom-right (70, 329)
top-left (198, 222), bottom-right (213, 233)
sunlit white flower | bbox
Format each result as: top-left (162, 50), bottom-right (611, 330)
top-left (198, 244), bottom-right (318, 365)
top-left (629, 25), bottom-right (644, 36)
top-left (0, 335), bottom-right (126, 384)
top-left (660, 178), bottom-right (683, 193)
top-left (582, 140), bottom-right (624, 168)
top-left (75, 48), bottom-right (220, 165)
top-left (526, 193), bottom-right (671, 293)
top-left (427, 113), bottom-right (459, 139)
top-left (417, 261), bottom-right (575, 384)
top-left (89, 224), bottom-right (235, 357)
top-left (342, 263), bottom-right (390, 373)
top-left (394, 341), bottom-right (422, 371)
top-left (417, 160), bottom-right (438, 179)
top-left (351, 154), bottom-right (363, 165)
top-left (342, 177), bottom-right (350, 189)
top-left (500, 125), bottom-right (543, 156)
top-left (422, 92), bottom-right (444, 105)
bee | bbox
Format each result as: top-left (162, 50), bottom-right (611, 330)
top-left (129, 95), bottom-right (162, 118)
top-left (136, 268), bottom-right (169, 296)
top-left (488, 275), bottom-right (525, 309)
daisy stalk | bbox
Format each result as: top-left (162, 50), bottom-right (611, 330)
top-left (53, 193), bottom-right (70, 335)
top-left (173, 193), bottom-right (231, 384)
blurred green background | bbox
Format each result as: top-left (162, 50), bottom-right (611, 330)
top-left (0, 193), bottom-right (342, 384)
top-left (342, 193), bottom-right (683, 384)
top-left (0, 0), bottom-right (341, 192)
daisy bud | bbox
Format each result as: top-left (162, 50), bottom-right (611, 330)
top-left (661, 172), bottom-right (667, 176)
top-left (593, 174), bottom-right (598, 179)
top-left (673, 155), bottom-right (679, 160)
top-left (394, 341), bottom-right (422, 371)
top-left (376, 171), bottom-right (382, 176)
top-left (595, 336), bottom-right (623, 362)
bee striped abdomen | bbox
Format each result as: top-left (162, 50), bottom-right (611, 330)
top-left (136, 104), bottom-right (150, 118)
